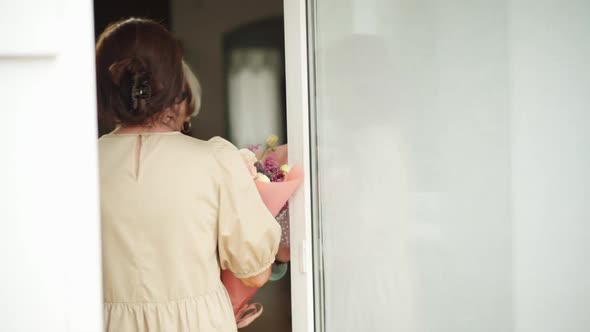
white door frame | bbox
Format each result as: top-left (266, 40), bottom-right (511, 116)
top-left (284, 1), bottom-right (316, 332)
top-left (0, 0), bottom-right (102, 330)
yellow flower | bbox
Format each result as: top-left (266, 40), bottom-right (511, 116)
top-left (280, 164), bottom-right (291, 174)
top-left (265, 134), bottom-right (279, 148)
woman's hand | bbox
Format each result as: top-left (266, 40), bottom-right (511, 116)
top-left (275, 245), bottom-right (290, 263)
top-left (239, 267), bottom-right (272, 288)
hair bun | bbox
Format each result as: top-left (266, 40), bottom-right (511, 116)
top-left (108, 57), bottom-right (151, 114)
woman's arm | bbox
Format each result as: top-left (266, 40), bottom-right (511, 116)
top-left (239, 267), bottom-right (272, 288)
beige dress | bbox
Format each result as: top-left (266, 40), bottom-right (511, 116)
top-left (98, 132), bottom-right (281, 332)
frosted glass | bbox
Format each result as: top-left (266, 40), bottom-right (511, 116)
top-left (311, 1), bottom-right (590, 331)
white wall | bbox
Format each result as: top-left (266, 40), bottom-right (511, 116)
top-left (311, 0), bottom-right (590, 331)
top-left (0, 0), bottom-right (103, 330)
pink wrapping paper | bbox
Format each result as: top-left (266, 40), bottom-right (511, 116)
top-left (254, 164), bottom-right (304, 217)
top-left (221, 144), bottom-right (303, 328)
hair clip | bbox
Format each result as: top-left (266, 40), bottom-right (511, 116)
top-left (129, 74), bottom-right (151, 113)
top-left (132, 78), bottom-right (151, 100)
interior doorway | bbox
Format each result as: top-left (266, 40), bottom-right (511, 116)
top-left (93, 1), bottom-right (292, 331)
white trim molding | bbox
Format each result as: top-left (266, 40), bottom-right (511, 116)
top-left (284, 1), bottom-right (315, 331)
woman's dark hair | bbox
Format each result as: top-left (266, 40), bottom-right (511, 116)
top-left (96, 18), bottom-right (184, 128)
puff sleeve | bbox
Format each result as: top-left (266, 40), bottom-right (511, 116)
top-left (210, 137), bottom-right (281, 278)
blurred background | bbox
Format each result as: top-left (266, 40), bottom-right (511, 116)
top-left (94, 0), bottom-right (287, 150)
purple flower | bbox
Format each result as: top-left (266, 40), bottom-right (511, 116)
top-left (247, 143), bottom-right (262, 152)
top-left (264, 156), bottom-right (279, 172)
top-left (261, 156), bottom-right (286, 182)
top-left (273, 172), bottom-right (285, 182)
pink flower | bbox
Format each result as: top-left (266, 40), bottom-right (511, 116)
top-left (239, 149), bottom-right (258, 179)
top-left (246, 164), bottom-right (257, 178)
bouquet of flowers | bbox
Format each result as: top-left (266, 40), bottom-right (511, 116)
top-left (221, 134), bottom-right (303, 328)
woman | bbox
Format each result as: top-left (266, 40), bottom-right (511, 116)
top-left (96, 18), bottom-right (280, 331)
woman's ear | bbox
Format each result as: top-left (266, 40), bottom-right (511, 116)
top-left (159, 105), bottom-right (181, 126)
